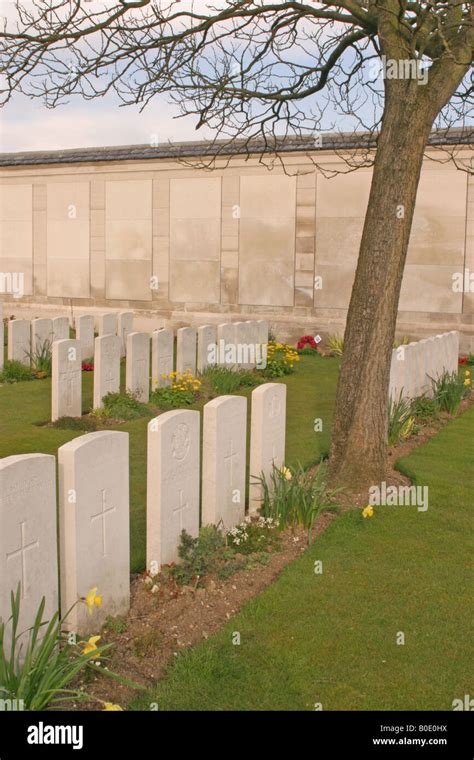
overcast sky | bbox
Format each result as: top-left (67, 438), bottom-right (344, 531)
top-left (0, 90), bottom-right (214, 153)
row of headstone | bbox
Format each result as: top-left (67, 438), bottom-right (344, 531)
top-left (7, 316), bottom-right (70, 366)
top-left (146, 381), bottom-right (286, 570)
top-left (0, 382), bottom-right (285, 640)
top-left (0, 431), bottom-right (130, 644)
top-left (51, 319), bottom-right (269, 419)
top-left (4, 311), bottom-right (135, 369)
top-left (389, 331), bottom-right (459, 400)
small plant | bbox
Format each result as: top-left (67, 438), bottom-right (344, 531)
top-left (93, 391), bottom-right (150, 421)
top-left (104, 615), bottom-right (128, 635)
top-left (151, 370), bottom-right (201, 409)
top-left (258, 463), bottom-right (341, 545)
top-left (201, 365), bottom-right (262, 395)
top-left (430, 370), bottom-right (471, 415)
top-left (388, 392), bottom-right (416, 445)
top-left (0, 585), bottom-right (122, 710)
top-left (158, 520), bottom-right (282, 588)
top-left (133, 630), bottom-right (163, 658)
top-left (0, 360), bottom-right (33, 383)
top-left (227, 516), bottom-right (281, 554)
top-left (26, 340), bottom-right (52, 378)
top-left (260, 341), bottom-right (299, 377)
top-left (393, 335), bottom-right (410, 349)
top-left (410, 395), bottom-right (439, 423)
top-left (326, 334), bottom-right (344, 357)
top-left (171, 527), bottom-right (226, 587)
top-left (201, 365), bottom-right (243, 394)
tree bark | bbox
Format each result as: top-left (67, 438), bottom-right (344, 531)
top-left (328, 82), bottom-right (435, 490)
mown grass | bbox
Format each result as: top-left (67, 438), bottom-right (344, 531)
top-left (131, 406), bottom-right (473, 710)
top-left (0, 352), bottom-right (338, 572)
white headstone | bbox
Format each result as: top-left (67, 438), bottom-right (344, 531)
top-left (176, 327), bottom-right (197, 375)
top-left (31, 318), bottom-right (53, 354)
top-left (256, 319), bottom-right (269, 345)
top-left (423, 337), bottom-right (438, 396)
top-left (7, 319), bottom-right (30, 365)
top-left (96, 313), bottom-right (117, 337)
top-left (401, 343), bottom-right (417, 399)
top-left (249, 383), bottom-right (286, 514)
top-left (118, 311), bottom-right (134, 358)
top-left (234, 321), bottom-right (254, 369)
top-left (126, 332), bottom-right (150, 403)
top-left (151, 329), bottom-right (174, 390)
top-left (217, 322), bottom-right (236, 369)
top-left (0, 454), bottom-right (58, 651)
top-left (147, 410), bottom-right (200, 570)
top-left (52, 316), bottom-right (70, 343)
top-left (58, 431), bottom-right (130, 634)
top-left (52, 339), bottom-right (82, 421)
top-left (411, 341), bottom-right (427, 398)
top-left (93, 335), bottom-right (121, 409)
top-left (197, 325), bottom-right (217, 374)
top-left (0, 302), bottom-right (3, 371)
top-left (389, 347), bottom-right (406, 400)
top-left (245, 321), bottom-right (260, 368)
top-left (76, 315), bottom-right (95, 360)
top-left (202, 395), bottom-right (247, 529)
top-left (445, 330), bottom-right (459, 374)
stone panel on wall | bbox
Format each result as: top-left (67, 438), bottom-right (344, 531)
top-left (169, 177), bottom-right (221, 303)
top-left (105, 179), bottom-right (152, 301)
top-left (0, 184), bottom-right (33, 296)
top-left (46, 182), bottom-right (90, 298)
top-left (239, 175), bottom-right (296, 306)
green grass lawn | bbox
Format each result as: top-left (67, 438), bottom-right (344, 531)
top-left (131, 405), bottom-right (474, 711)
top-left (0, 353), bottom-right (338, 572)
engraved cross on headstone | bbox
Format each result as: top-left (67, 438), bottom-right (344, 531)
top-left (90, 489), bottom-right (116, 557)
top-left (174, 489), bottom-right (189, 534)
top-left (269, 394), bottom-right (280, 419)
top-left (224, 438), bottom-right (238, 490)
top-left (6, 520), bottom-right (39, 599)
top-left (60, 367), bottom-right (78, 408)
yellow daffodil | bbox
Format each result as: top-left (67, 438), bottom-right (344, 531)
top-left (84, 587), bottom-right (103, 614)
top-left (102, 702), bottom-right (124, 711)
top-left (362, 505), bottom-right (374, 519)
top-left (280, 466), bottom-right (292, 480)
top-left (465, 370), bottom-right (470, 377)
top-left (464, 378), bottom-right (471, 386)
top-left (81, 635), bottom-right (101, 658)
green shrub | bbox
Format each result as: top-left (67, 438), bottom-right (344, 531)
top-left (26, 340), bottom-right (52, 378)
top-left (430, 371), bottom-right (470, 416)
top-left (0, 360), bottom-right (33, 383)
top-left (410, 395), bottom-right (439, 423)
top-left (388, 392), bottom-right (416, 445)
top-left (171, 527), bottom-right (226, 587)
top-left (162, 521), bottom-right (282, 587)
top-left (258, 463), bottom-right (341, 544)
top-left (93, 391), bottom-right (150, 420)
top-left (326, 334), bottom-right (344, 357)
top-left (201, 365), bottom-right (262, 395)
top-left (51, 416), bottom-right (99, 431)
top-left (150, 386), bottom-right (196, 409)
top-left (201, 365), bottom-right (243, 394)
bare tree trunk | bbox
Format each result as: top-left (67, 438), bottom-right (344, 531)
top-left (328, 86), bottom-right (434, 490)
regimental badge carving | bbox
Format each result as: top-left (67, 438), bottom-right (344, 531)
top-left (171, 423), bottom-right (190, 461)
